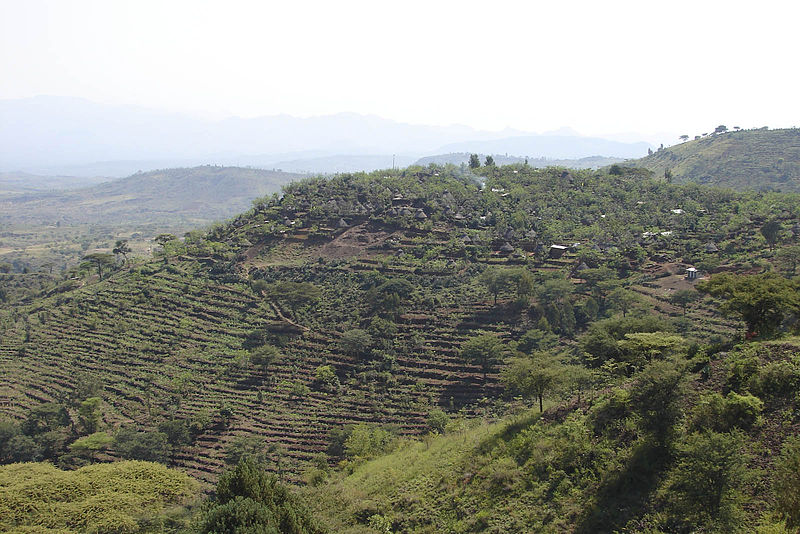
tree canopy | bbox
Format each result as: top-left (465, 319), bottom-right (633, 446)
top-left (697, 273), bottom-right (800, 337)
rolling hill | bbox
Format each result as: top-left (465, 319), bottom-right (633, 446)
top-left (0, 166), bottom-right (302, 226)
top-left (624, 127), bottom-right (800, 191)
top-left (2, 163), bottom-right (800, 532)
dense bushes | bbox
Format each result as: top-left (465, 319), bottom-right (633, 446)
top-left (0, 461), bottom-right (197, 533)
top-left (690, 392), bottom-right (764, 432)
top-left (200, 458), bottom-right (324, 534)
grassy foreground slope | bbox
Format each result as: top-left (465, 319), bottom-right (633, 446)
top-left (0, 460), bottom-right (198, 533)
top-left (306, 337), bottom-right (800, 533)
top-left (626, 128), bottom-right (800, 191)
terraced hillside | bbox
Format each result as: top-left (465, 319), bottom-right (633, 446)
top-left (626, 127), bottom-right (800, 191)
top-left (1, 164), bottom-right (797, 483)
top-left (0, 263), bottom-right (509, 483)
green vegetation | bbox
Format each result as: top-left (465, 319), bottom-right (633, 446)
top-left (1, 161), bottom-right (800, 532)
top-left (305, 339), bottom-right (800, 532)
top-left (0, 166), bottom-right (301, 275)
top-left (626, 127), bottom-right (800, 191)
top-left (200, 458), bottom-right (324, 534)
top-left (0, 461), bottom-right (198, 533)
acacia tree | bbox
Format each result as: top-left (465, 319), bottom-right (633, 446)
top-left (776, 245), bottom-right (800, 275)
top-left (112, 239), bottom-right (131, 265)
top-left (502, 352), bottom-right (564, 412)
top-left (607, 287), bottom-right (641, 317)
top-left (479, 267), bottom-right (512, 305)
top-left (697, 273), bottom-right (800, 337)
top-left (670, 289), bottom-right (701, 315)
top-left (82, 253), bottom-right (115, 279)
top-left (460, 333), bottom-right (505, 381)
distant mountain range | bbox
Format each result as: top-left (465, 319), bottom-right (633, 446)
top-left (622, 127), bottom-right (800, 192)
top-left (0, 96), bottom-right (653, 176)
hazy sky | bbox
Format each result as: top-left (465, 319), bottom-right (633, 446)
top-left (2, 0), bottom-right (798, 140)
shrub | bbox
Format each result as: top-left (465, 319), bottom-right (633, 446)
top-left (0, 461), bottom-right (197, 532)
top-left (659, 431), bottom-right (749, 533)
top-left (313, 365), bottom-right (339, 392)
top-left (426, 410), bottom-right (449, 434)
top-left (690, 392), bottom-right (763, 432)
top-left (588, 388), bottom-right (631, 436)
top-left (750, 360), bottom-right (800, 400)
top-left (203, 458), bottom-right (324, 534)
top-left (725, 350), bottom-right (760, 393)
top-left (775, 437), bottom-right (800, 530)
top-left (114, 429), bottom-right (169, 463)
top-left (344, 424), bottom-right (396, 460)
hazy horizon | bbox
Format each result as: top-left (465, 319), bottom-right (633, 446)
top-left (3, 0), bottom-right (798, 144)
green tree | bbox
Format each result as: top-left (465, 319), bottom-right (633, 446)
top-left (502, 352), bottom-right (564, 412)
top-left (338, 329), bottom-right (373, 358)
top-left (761, 219), bottom-right (782, 251)
top-left (776, 245), bottom-right (800, 275)
top-left (81, 253), bottom-right (115, 279)
top-left (484, 155), bottom-right (495, 167)
top-left (629, 360), bottom-right (684, 445)
top-left (22, 402), bottom-right (70, 435)
top-left (201, 457), bottom-right (324, 534)
top-left (617, 332), bottom-right (687, 371)
top-left (697, 273), bottom-right (800, 337)
top-left (157, 419), bottom-right (191, 448)
top-left (606, 287), bottom-right (641, 317)
top-left (78, 397), bottom-right (103, 435)
top-left (112, 239), bottom-right (131, 265)
top-left (512, 268), bottom-right (535, 301)
top-left (226, 435), bottom-right (269, 466)
top-left (460, 333), bottom-right (505, 381)
top-left (113, 428), bottom-right (169, 463)
top-left (250, 344), bottom-right (282, 378)
top-left (468, 153), bottom-right (481, 169)
top-left (344, 424), bottom-right (395, 459)
top-left (479, 267), bottom-right (513, 305)
top-left (426, 409), bottom-right (449, 434)
top-left (661, 431), bottom-right (748, 532)
top-left (0, 423), bottom-right (42, 463)
top-left (154, 233), bottom-right (176, 247)
top-left (265, 282), bottom-right (321, 318)
top-left (200, 496), bottom-right (278, 534)
top-left (312, 365), bottom-right (339, 392)
top-left (670, 288), bottom-right (700, 315)
top-left (69, 431), bottom-right (113, 463)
